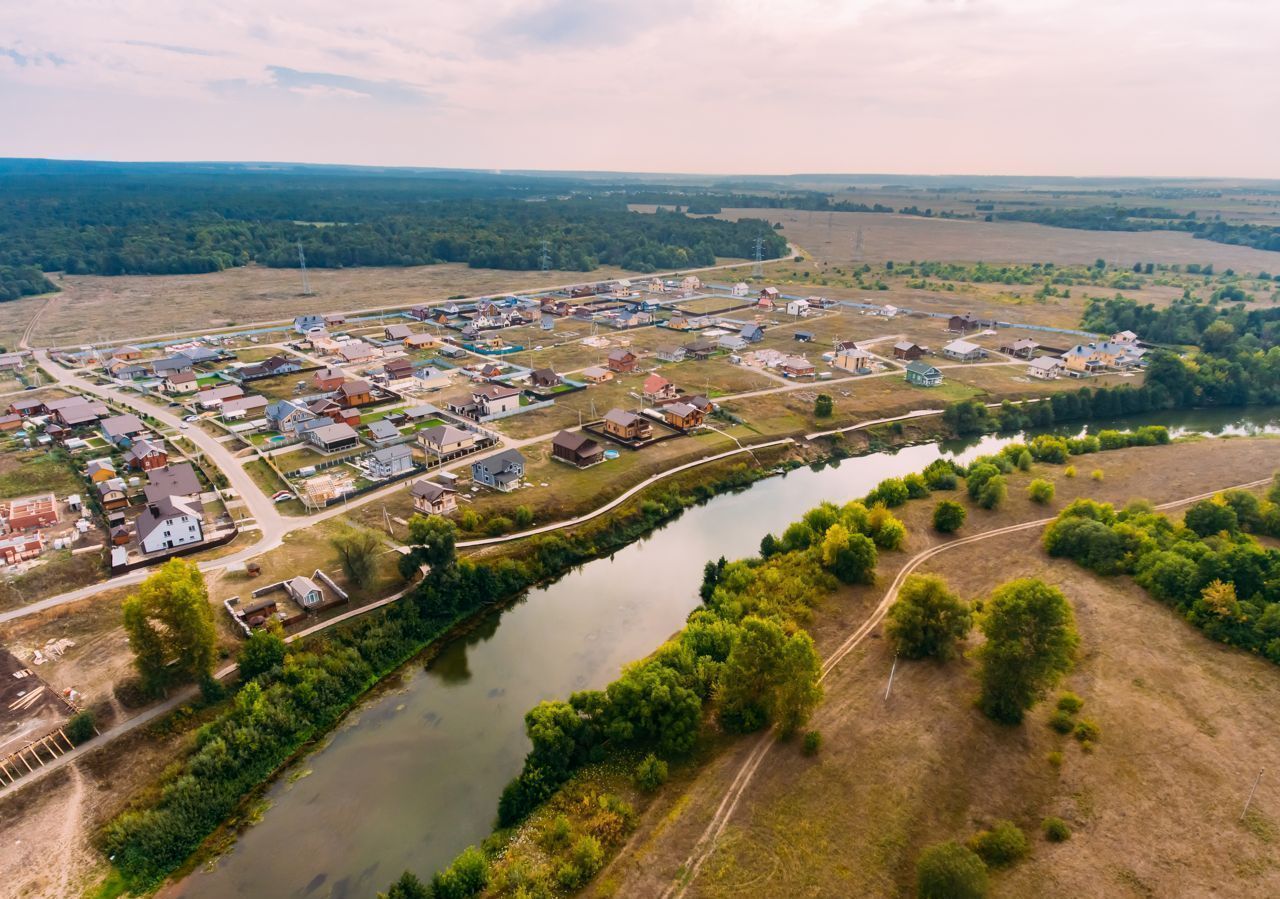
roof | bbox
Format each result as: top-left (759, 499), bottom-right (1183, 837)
top-left (664, 402), bottom-right (699, 418)
top-left (384, 324), bottom-right (412, 339)
top-left (553, 430), bottom-right (602, 454)
top-left (101, 413), bottom-right (145, 439)
top-left (338, 380), bottom-right (372, 397)
top-left (220, 395), bottom-right (269, 415)
top-left (369, 444), bottom-right (413, 465)
top-left (404, 333), bottom-right (436, 345)
top-left (125, 438), bottom-right (165, 461)
top-left (166, 370), bottom-right (197, 384)
top-left (144, 463), bottom-right (202, 501)
top-left (530, 367), bottom-right (559, 382)
top-left (607, 348), bottom-right (636, 361)
top-left (906, 361), bottom-right (941, 376)
top-left (1028, 356), bottom-right (1062, 370)
top-left (1005, 338), bottom-right (1039, 351)
top-left (287, 576), bottom-right (322, 598)
top-left (943, 339), bottom-right (982, 355)
top-left (604, 408), bottom-right (643, 427)
top-left (201, 385), bottom-right (244, 402)
top-left (87, 458), bottom-right (116, 475)
top-left (643, 373), bottom-right (671, 392)
top-left (477, 448), bottom-right (525, 470)
top-left (581, 366), bottom-right (610, 378)
top-left (136, 495), bottom-right (202, 541)
top-left (475, 384), bottom-right (520, 400)
top-left (309, 422), bottom-right (359, 445)
top-left (367, 419), bottom-right (401, 440)
top-left (419, 424), bottom-right (471, 448)
top-left (402, 404), bottom-right (439, 419)
top-left (411, 479), bottom-right (457, 500)
top-left (315, 367), bottom-right (344, 381)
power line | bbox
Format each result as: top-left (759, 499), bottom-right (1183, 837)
top-left (297, 240), bottom-right (313, 296)
top-left (753, 236), bottom-right (764, 278)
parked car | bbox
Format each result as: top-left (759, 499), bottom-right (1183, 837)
top-left (183, 414), bottom-right (199, 422)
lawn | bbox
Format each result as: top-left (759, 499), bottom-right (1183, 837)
top-left (0, 452), bottom-right (84, 499)
top-left (243, 459), bottom-right (306, 516)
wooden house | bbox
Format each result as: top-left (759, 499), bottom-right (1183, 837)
top-left (607, 349), bottom-right (639, 373)
top-left (662, 402), bottom-right (705, 430)
top-left (552, 431), bottom-right (604, 468)
top-left (602, 409), bottom-right (652, 441)
top-left (411, 479), bottom-right (459, 515)
top-left (905, 361), bottom-right (943, 387)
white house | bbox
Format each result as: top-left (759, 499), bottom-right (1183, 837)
top-left (730, 282), bottom-right (749, 297)
top-left (1027, 356), bottom-right (1063, 380)
top-left (941, 339), bottom-right (987, 362)
top-left (785, 298), bottom-right (810, 317)
top-left (136, 496), bottom-right (204, 554)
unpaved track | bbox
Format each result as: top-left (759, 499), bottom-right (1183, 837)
top-left (661, 476), bottom-right (1274, 899)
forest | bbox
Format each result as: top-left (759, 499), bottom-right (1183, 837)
top-left (993, 205), bottom-right (1280, 253)
top-left (0, 162), bottom-right (786, 294)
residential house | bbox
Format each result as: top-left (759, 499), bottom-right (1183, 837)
top-left (86, 458), bottom-right (117, 483)
top-left (680, 275), bottom-right (702, 293)
top-left (0, 352), bottom-right (25, 372)
top-left (336, 380), bottom-right (373, 408)
top-left (1027, 357), bottom-right (1063, 380)
top-left (366, 444), bottom-right (414, 478)
top-left (999, 338), bottom-right (1039, 359)
top-left (581, 366), bottom-right (613, 383)
top-left (404, 333), bottom-right (438, 350)
top-left (409, 305), bottom-right (433, 321)
top-left (324, 313), bottom-right (347, 328)
top-left (384, 323), bottom-right (412, 341)
top-left (718, 335), bottom-right (748, 352)
top-left (472, 384), bottom-right (522, 416)
top-left (785, 298), bottom-right (810, 317)
top-left (0, 413), bottom-right (22, 431)
top-left (111, 362), bottom-right (152, 381)
top-left (412, 367), bottom-right (451, 391)
top-left (1061, 344), bottom-right (1104, 376)
top-left (239, 354), bottom-right (302, 380)
top-left (731, 282), bottom-right (749, 297)
top-left (162, 370), bottom-right (198, 393)
top-left (905, 361), bottom-right (943, 387)
top-left (656, 345), bottom-right (686, 363)
top-left (602, 409), bottom-right (652, 441)
top-left (198, 385), bottom-right (245, 409)
top-left (643, 374), bottom-right (678, 401)
top-left (947, 313), bottom-right (981, 333)
top-left (471, 449), bottom-right (525, 492)
top-left (309, 397), bottom-right (359, 426)
top-left (551, 431), bottom-right (604, 468)
top-left (0, 533), bottom-right (44, 565)
top-left (1112, 330), bottom-right (1139, 345)
top-left (313, 368), bottom-right (345, 391)
top-left (411, 479), bottom-right (459, 515)
top-left (366, 419), bottom-right (403, 445)
top-left (893, 341), bottom-right (925, 361)
top-left (143, 463), bottom-right (202, 503)
top-left (529, 368), bottom-right (562, 389)
top-left (662, 402), bottom-right (705, 430)
top-left (125, 439), bottom-right (168, 471)
top-left (683, 340), bottom-right (717, 361)
top-left (337, 341), bottom-right (380, 364)
top-left (760, 286), bottom-right (780, 304)
top-left (381, 358), bottom-right (415, 386)
top-left (96, 478), bottom-right (129, 511)
top-left (740, 323), bottom-right (765, 343)
top-left (781, 356), bottom-right (816, 378)
top-left (151, 356), bottom-right (192, 377)
top-left (137, 495), bottom-right (204, 554)
top-left (265, 399), bottom-right (319, 435)
top-left (8, 398), bottom-right (47, 417)
top-left (294, 314), bottom-right (326, 334)
top-left (833, 348), bottom-right (873, 373)
top-left (418, 424), bottom-right (475, 459)
top-left (941, 339), bottom-right (987, 362)
top-left (100, 413), bottom-right (146, 446)
top-left (219, 395), bottom-right (269, 421)
top-left (666, 314), bottom-right (693, 331)
top-left (607, 349), bottom-right (639, 373)
top-left (402, 404), bottom-right (440, 423)
top-left (305, 423), bottom-right (360, 453)
top-left (0, 494), bottom-right (58, 531)
top-left (112, 345), bottom-right (143, 361)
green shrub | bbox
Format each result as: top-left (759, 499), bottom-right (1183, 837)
top-left (904, 473), bottom-right (931, 499)
top-left (916, 841), bottom-right (989, 899)
top-left (969, 820), bottom-right (1029, 867)
top-left (1073, 718), bottom-right (1102, 743)
top-left (431, 845), bottom-right (490, 899)
top-left (802, 730), bottom-right (822, 756)
top-left (65, 710), bottom-right (96, 745)
top-left (1064, 465), bottom-right (1077, 478)
top-left (1015, 449), bottom-right (1033, 471)
top-left (633, 754), bottom-right (669, 792)
top-left (977, 476), bottom-right (1007, 510)
top-left (1046, 751), bottom-right (1064, 769)
top-left (1090, 469), bottom-right (1104, 482)
top-left (924, 460), bottom-right (959, 490)
top-left (1048, 710), bottom-right (1075, 734)
top-left (1056, 692), bottom-right (1084, 714)
top-left (1042, 817), bottom-right (1071, 842)
top-left (541, 815), bottom-right (573, 852)
top-left (1028, 479), bottom-right (1055, 504)
top-left (933, 500), bottom-right (966, 533)
top-left (868, 477), bottom-right (910, 508)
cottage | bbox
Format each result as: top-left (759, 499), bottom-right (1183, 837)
top-left (198, 385), bottom-right (245, 409)
top-left (100, 413), bottom-right (146, 446)
top-left (151, 356), bottom-right (192, 377)
top-left (219, 395), bottom-right (270, 421)
top-left (313, 368), bottom-right (345, 391)
top-left (239, 354), bottom-right (302, 380)
top-left (336, 380), bottom-right (373, 408)
top-left (662, 402), bottom-right (705, 430)
top-left (1061, 344), bottom-right (1104, 376)
top-left (418, 424), bottom-right (476, 459)
top-left (96, 478), bottom-right (129, 511)
top-left (1112, 330), bottom-right (1139, 345)
top-left (683, 340), bottom-right (717, 361)
top-left (905, 361), bottom-right (943, 387)
top-left (472, 384), bottom-right (522, 416)
top-left (382, 358), bottom-right (415, 383)
top-left (602, 409), bottom-right (653, 442)
top-left (366, 444), bottom-right (414, 478)
top-left (680, 276), bottom-right (702, 293)
top-left (529, 368), bottom-right (562, 390)
top-left (1027, 356), bottom-right (1063, 380)
top-left (0, 533), bottom-right (45, 565)
top-left (666, 314), bottom-right (692, 331)
top-left (471, 449), bottom-right (525, 492)
top-left (0, 413), bottom-right (21, 431)
top-left (137, 496), bottom-right (204, 554)
top-left (643, 374), bottom-right (678, 401)
top-left (410, 479), bottom-right (459, 515)
top-left (833, 348), bottom-right (873, 373)
top-left (163, 370), bottom-right (198, 393)
top-left (740, 323), bottom-right (765, 343)
top-left (293, 314), bottom-right (326, 334)
top-left (999, 337), bottom-right (1040, 359)
top-left (310, 398), bottom-right (359, 426)
top-left (125, 438), bottom-right (168, 471)
top-left (384, 323), bottom-right (412, 341)
top-left (655, 345), bottom-right (686, 363)
top-left (305, 422), bottom-right (360, 453)
top-left (781, 356), bottom-right (816, 378)
top-left (324, 313), bottom-right (347, 327)
top-left (581, 366), bottom-right (613, 383)
top-left (551, 431), bottom-right (604, 468)
top-left (402, 404), bottom-right (440, 422)
top-left (337, 341), bottom-right (380, 364)
top-left (0, 494), bottom-right (59, 531)
top-left (265, 399), bottom-right (318, 435)
top-left (893, 341), bottom-right (925, 361)
top-left (411, 367), bottom-right (450, 391)
top-left (785, 298), bottom-right (810, 317)
top-left (86, 458), bottom-right (117, 483)
top-left (366, 419), bottom-right (403, 445)
top-left (112, 345), bottom-right (143, 361)
top-left (760, 286), bottom-right (780, 303)
top-left (177, 346), bottom-right (221, 365)
top-left (731, 282), bottom-right (750, 297)
top-left (941, 339), bottom-right (987, 362)
top-left (144, 463), bottom-right (202, 503)
top-left (409, 305), bottom-right (433, 321)
top-left (8, 397), bottom-right (47, 417)
top-left (285, 575), bottom-right (341, 611)
top-left (947, 313), bottom-right (981, 333)
top-left (607, 349), bottom-right (639, 373)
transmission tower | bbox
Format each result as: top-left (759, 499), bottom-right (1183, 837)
top-left (297, 240), bottom-right (313, 296)
top-left (540, 240), bottom-right (552, 273)
top-left (752, 236), bottom-right (765, 277)
top-left (853, 226), bottom-right (864, 261)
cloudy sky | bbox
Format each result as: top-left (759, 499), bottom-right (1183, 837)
top-left (1, 0), bottom-right (1275, 177)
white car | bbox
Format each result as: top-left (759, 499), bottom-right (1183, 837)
top-left (183, 414), bottom-right (199, 422)
top-left (178, 423), bottom-right (188, 430)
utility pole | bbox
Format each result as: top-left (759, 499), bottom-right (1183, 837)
top-left (1241, 769), bottom-right (1265, 821)
top-left (540, 240), bottom-right (552, 273)
top-left (854, 226), bottom-right (864, 262)
top-left (297, 240), bottom-right (313, 297)
top-left (884, 654), bottom-right (898, 702)
top-left (752, 236), bottom-right (765, 278)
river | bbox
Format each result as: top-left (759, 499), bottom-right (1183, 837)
top-left (173, 407), bottom-right (1280, 899)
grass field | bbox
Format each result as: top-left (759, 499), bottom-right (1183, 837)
top-left (594, 436), bottom-right (1280, 899)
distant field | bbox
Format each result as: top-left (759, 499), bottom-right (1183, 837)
top-left (633, 206), bottom-right (1280, 271)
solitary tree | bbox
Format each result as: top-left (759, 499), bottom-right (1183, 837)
top-left (916, 841), bottom-right (989, 899)
top-left (976, 579), bottom-right (1079, 724)
top-left (1028, 478), bottom-right (1055, 504)
top-left (885, 574), bottom-right (972, 660)
top-left (933, 500), bottom-right (967, 533)
top-left (121, 559), bottom-right (217, 695)
top-left (330, 524), bottom-right (385, 589)
top-left (814, 393), bottom-right (834, 418)
top-left (404, 513), bottom-right (458, 573)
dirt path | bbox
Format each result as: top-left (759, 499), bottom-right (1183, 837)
top-left (51, 765), bottom-right (88, 898)
top-left (657, 474), bottom-right (1275, 899)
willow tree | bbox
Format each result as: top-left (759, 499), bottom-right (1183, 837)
top-left (121, 558), bottom-right (217, 695)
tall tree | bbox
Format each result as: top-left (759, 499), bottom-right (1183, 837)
top-left (885, 575), bottom-right (972, 660)
top-left (975, 579), bottom-right (1079, 724)
top-left (330, 524), bottom-right (385, 590)
top-left (121, 559), bottom-right (217, 695)
top-left (718, 616), bottom-right (823, 736)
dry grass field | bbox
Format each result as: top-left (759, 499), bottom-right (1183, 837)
top-left (595, 437), bottom-right (1280, 899)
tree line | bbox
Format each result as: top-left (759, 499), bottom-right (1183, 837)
top-left (1082, 295), bottom-right (1280, 350)
top-left (992, 205), bottom-right (1280, 253)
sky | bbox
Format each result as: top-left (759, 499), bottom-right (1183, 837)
top-left (1, 0), bottom-right (1276, 178)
